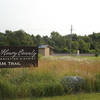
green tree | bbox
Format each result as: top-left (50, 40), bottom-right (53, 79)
top-left (6, 30), bottom-right (34, 46)
top-left (79, 39), bottom-right (90, 53)
top-left (0, 32), bottom-right (8, 46)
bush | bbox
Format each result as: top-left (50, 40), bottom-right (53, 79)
top-left (0, 78), bottom-right (16, 99)
top-left (61, 76), bottom-right (84, 93)
top-left (38, 54), bottom-right (43, 59)
top-left (95, 73), bottom-right (100, 92)
top-left (9, 71), bottom-right (64, 97)
top-left (88, 50), bottom-right (96, 54)
top-left (30, 82), bottom-right (64, 97)
top-left (16, 82), bottom-right (31, 97)
top-left (43, 82), bottom-right (64, 96)
top-left (95, 52), bottom-right (99, 57)
top-left (0, 69), bottom-right (11, 76)
top-left (83, 78), bottom-right (96, 92)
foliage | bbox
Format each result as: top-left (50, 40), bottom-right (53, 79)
top-left (38, 54), bottom-right (43, 59)
top-left (95, 73), bottom-right (100, 92)
top-left (30, 82), bottom-right (64, 97)
top-left (61, 76), bottom-right (84, 93)
top-left (95, 52), bottom-right (99, 57)
top-left (0, 77), bottom-right (16, 99)
top-left (1, 30), bottom-right (100, 53)
top-left (0, 57), bottom-right (100, 98)
top-left (8, 70), bottom-right (64, 98)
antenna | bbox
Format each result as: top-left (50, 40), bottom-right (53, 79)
top-left (71, 25), bottom-right (73, 34)
top-left (70, 25), bottom-right (73, 55)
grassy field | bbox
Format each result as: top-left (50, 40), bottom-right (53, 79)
top-left (16, 93), bottom-right (100, 100)
top-left (39, 56), bottom-right (100, 78)
top-left (1, 56), bottom-right (100, 99)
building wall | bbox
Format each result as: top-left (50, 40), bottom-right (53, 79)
top-left (39, 47), bottom-right (53, 56)
top-left (39, 48), bottom-right (45, 56)
top-left (50, 48), bottom-right (53, 55)
top-left (45, 47), bottom-right (50, 56)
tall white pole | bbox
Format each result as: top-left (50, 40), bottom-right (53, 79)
top-left (70, 25), bottom-right (72, 55)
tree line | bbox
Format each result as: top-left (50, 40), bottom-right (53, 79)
top-left (0, 30), bottom-right (100, 53)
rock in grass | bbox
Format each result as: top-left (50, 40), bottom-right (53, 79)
top-left (61, 76), bottom-right (84, 93)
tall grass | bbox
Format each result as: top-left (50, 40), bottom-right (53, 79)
top-left (0, 56), bottom-right (100, 99)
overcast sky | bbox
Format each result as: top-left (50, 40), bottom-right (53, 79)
top-left (0, 0), bottom-right (100, 36)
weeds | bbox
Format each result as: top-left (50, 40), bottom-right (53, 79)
top-left (0, 56), bottom-right (100, 98)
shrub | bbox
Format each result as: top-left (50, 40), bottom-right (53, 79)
top-left (43, 82), bottom-right (64, 96)
top-left (16, 82), bottom-right (31, 97)
top-left (25, 71), bottom-right (57, 83)
top-left (30, 82), bottom-right (64, 97)
top-left (95, 52), bottom-right (99, 57)
top-left (0, 78), bottom-right (16, 99)
top-left (61, 76), bottom-right (84, 93)
top-left (83, 78), bottom-right (96, 92)
top-left (10, 70), bottom-right (64, 97)
top-left (0, 69), bottom-right (11, 76)
top-left (88, 49), bottom-right (96, 54)
top-left (38, 54), bottom-right (43, 59)
top-left (10, 73), bottom-right (27, 85)
top-left (95, 73), bottom-right (100, 92)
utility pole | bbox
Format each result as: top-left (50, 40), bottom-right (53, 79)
top-left (70, 25), bottom-right (73, 55)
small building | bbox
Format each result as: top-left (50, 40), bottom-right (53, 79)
top-left (39, 45), bottom-right (53, 56)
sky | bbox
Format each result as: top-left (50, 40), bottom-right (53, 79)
top-left (0, 0), bottom-right (100, 36)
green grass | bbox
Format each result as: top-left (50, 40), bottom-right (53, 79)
top-left (1, 56), bottom-right (100, 99)
top-left (42, 55), bottom-right (100, 61)
top-left (15, 93), bottom-right (100, 100)
top-left (75, 56), bottom-right (100, 61)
